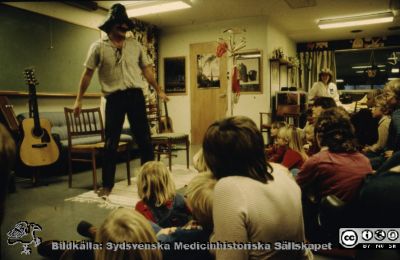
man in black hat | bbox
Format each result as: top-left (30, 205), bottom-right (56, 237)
top-left (72, 3), bottom-right (168, 197)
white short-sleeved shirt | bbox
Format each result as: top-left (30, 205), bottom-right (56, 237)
top-left (84, 36), bottom-right (152, 95)
top-left (308, 81), bottom-right (339, 103)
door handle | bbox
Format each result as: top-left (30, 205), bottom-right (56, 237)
top-left (219, 93), bottom-right (227, 98)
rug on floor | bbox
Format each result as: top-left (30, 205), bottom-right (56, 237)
top-left (65, 164), bottom-right (198, 209)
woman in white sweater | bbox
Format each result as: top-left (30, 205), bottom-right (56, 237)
top-left (203, 116), bottom-right (311, 260)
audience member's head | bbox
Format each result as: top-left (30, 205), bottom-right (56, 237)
top-left (372, 94), bottom-right (391, 118)
top-left (312, 96), bottom-right (337, 118)
top-left (366, 89), bottom-right (383, 108)
top-left (0, 123), bottom-right (16, 224)
top-left (184, 172), bottom-right (216, 231)
top-left (384, 79), bottom-right (400, 111)
top-left (277, 125), bottom-right (308, 160)
top-left (137, 161), bottom-right (175, 207)
top-left (315, 108), bottom-right (357, 153)
top-left (95, 208), bottom-right (161, 260)
top-left (270, 121), bottom-right (286, 138)
top-left (193, 148), bottom-right (208, 172)
top-left (318, 68), bottom-right (333, 84)
top-left (203, 116), bottom-right (273, 183)
top-left (303, 123), bottom-right (315, 144)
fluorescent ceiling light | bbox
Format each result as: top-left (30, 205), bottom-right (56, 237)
top-left (318, 12), bottom-right (394, 29)
top-left (356, 71), bottom-right (364, 74)
top-left (392, 68), bottom-right (399, 73)
top-left (389, 77), bottom-right (400, 80)
top-left (126, 1), bottom-right (191, 17)
top-left (336, 79), bottom-right (344, 82)
top-left (352, 65), bottom-right (385, 69)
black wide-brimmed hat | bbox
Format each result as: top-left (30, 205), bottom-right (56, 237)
top-left (99, 3), bottom-right (134, 33)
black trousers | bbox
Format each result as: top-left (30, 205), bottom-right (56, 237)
top-left (103, 88), bottom-right (154, 189)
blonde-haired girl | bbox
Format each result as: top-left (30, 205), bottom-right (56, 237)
top-left (303, 123), bottom-right (319, 156)
top-left (277, 125), bottom-right (308, 173)
top-left (266, 121), bottom-right (287, 162)
top-left (135, 161), bottom-right (191, 227)
top-left (95, 208), bottom-right (162, 260)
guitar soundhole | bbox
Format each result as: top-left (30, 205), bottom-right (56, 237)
top-left (32, 127), bottom-right (44, 138)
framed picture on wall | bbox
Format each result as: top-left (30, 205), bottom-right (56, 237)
top-left (235, 50), bottom-right (263, 93)
top-left (196, 53), bottom-right (220, 88)
top-left (164, 57), bottom-right (186, 95)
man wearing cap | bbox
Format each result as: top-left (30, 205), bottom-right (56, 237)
top-left (308, 68), bottom-right (340, 104)
top-left (72, 4), bottom-right (168, 197)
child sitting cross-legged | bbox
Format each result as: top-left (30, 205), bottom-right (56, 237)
top-left (135, 161), bottom-right (192, 228)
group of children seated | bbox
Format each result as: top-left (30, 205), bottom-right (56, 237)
top-left (266, 84), bottom-right (394, 176)
top-left (35, 79), bottom-right (400, 260)
top-left (265, 80), bottom-right (400, 242)
top-left (39, 160), bottom-right (216, 260)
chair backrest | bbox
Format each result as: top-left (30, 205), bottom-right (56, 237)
top-left (64, 107), bottom-right (104, 145)
top-left (0, 96), bottom-right (20, 134)
top-left (146, 99), bottom-right (162, 135)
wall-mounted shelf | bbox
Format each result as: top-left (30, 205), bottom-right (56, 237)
top-left (269, 58), bottom-right (296, 67)
top-left (269, 58), bottom-right (300, 111)
top-left (269, 59), bottom-right (298, 92)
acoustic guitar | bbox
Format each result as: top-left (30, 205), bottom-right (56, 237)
top-left (19, 68), bottom-right (59, 167)
top-left (159, 100), bottom-right (173, 133)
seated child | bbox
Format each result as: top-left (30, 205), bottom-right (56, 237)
top-left (362, 94), bottom-right (391, 157)
top-left (38, 209), bottom-right (162, 260)
top-left (193, 148), bottom-right (207, 172)
top-left (368, 79), bottom-right (400, 170)
top-left (96, 208), bottom-right (162, 260)
top-left (154, 172), bottom-right (217, 260)
top-left (303, 123), bottom-right (319, 156)
top-left (83, 173), bottom-right (215, 260)
top-left (266, 121), bottom-right (287, 162)
top-left (135, 161), bottom-right (191, 227)
top-left (277, 125), bottom-right (308, 172)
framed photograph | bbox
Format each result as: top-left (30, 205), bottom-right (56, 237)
top-left (235, 50), bottom-right (262, 93)
top-left (164, 57), bottom-right (186, 94)
top-left (196, 53), bottom-right (220, 88)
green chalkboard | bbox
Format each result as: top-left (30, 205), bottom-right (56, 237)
top-left (0, 4), bottom-right (102, 94)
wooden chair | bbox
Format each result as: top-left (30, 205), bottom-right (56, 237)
top-left (0, 96), bottom-right (20, 137)
top-left (64, 107), bottom-right (131, 191)
top-left (146, 101), bottom-right (190, 171)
